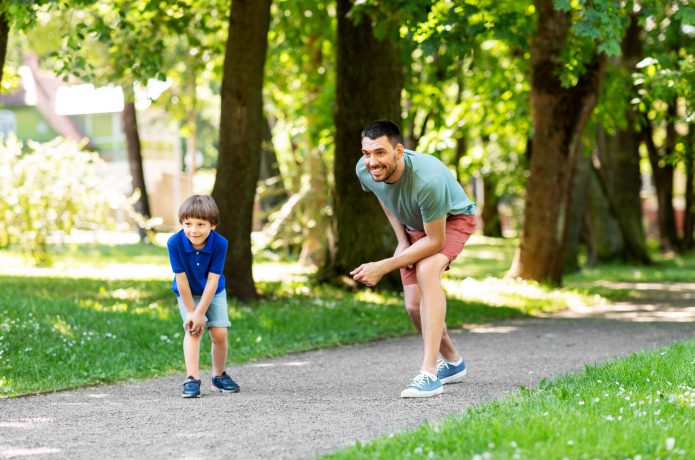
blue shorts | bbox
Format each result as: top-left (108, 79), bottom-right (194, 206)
top-left (176, 290), bottom-right (231, 328)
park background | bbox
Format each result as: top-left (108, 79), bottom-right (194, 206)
top-left (0, 1), bottom-right (693, 458)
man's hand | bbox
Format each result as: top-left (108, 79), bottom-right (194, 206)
top-left (395, 241), bottom-right (413, 269)
top-left (350, 261), bottom-right (387, 287)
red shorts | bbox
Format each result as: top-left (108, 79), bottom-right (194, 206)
top-left (400, 213), bottom-right (476, 286)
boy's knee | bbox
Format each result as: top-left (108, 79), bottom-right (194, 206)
top-left (209, 327), bottom-right (228, 344)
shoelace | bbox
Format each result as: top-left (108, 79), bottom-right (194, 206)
top-left (409, 372), bottom-right (434, 387)
top-left (436, 359), bottom-right (450, 372)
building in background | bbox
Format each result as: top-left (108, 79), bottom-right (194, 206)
top-left (0, 54), bottom-right (191, 230)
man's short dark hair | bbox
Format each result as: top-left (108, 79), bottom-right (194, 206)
top-left (361, 120), bottom-right (402, 147)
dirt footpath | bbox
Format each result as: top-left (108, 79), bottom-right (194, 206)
top-left (1, 283), bottom-right (693, 460)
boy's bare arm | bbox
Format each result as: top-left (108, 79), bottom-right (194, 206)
top-left (175, 273), bottom-right (196, 313)
top-left (194, 273), bottom-right (220, 316)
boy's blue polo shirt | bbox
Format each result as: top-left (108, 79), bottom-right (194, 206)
top-left (167, 229), bottom-right (227, 296)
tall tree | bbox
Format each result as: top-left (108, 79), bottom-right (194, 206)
top-left (212, 0), bottom-right (272, 301)
top-left (321, 0), bottom-right (403, 283)
top-left (509, 0), bottom-right (625, 284)
top-left (597, 13), bottom-right (650, 263)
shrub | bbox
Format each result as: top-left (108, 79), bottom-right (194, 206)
top-left (0, 135), bottom-right (129, 265)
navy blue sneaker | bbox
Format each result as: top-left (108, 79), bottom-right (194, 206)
top-left (437, 358), bottom-right (467, 384)
top-left (182, 376), bottom-right (201, 398)
top-left (211, 371), bottom-right (240, 393)
top-left (400, 372), bottom-right (443, 398)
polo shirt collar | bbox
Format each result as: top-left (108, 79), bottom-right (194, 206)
top-left (182, 230), bottom-right (214, 253)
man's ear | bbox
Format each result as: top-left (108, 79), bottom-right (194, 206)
top-left (396, 143), bottom-right (405, 157)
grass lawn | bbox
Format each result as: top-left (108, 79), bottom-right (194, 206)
top-left (1, 235), bottom-right (693, 397)
top-left (325, 337), bottom-right (695, 459)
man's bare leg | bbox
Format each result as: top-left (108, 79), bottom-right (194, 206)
top-left (403, 284), bottom-right (460, 362)
top-left (413, 254), bottom-right (454, 375)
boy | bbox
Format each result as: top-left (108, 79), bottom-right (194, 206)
top-left (167, 195), bottom-right (240, 398)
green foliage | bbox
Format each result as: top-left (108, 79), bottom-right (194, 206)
top-left (0, 136), bottom-right (127, 266)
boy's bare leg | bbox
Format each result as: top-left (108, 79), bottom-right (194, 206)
top-left (209, 327), bottom-right (228, 376)
top-left (183, 331), bottom-right (202, 379)
top-left (414, 254), bottom-right (454, 375)
top-left (404, 284), bottom-right (460, 363)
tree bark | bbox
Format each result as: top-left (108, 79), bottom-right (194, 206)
top-left (122, 85), bottom-right (150, 242)
top-left (600, 14), bottom-right (650, 263)
top-left (481, 175), bottom-right (502, 237)
top-left (211, 0), bottom-right (272, 301)
top-left (684, 126), bottom-right (694, 249)
top-left (585, 157), bottom-right (624, 261)
top-left (510, 0), bottom-right (606, 285)
top-left (322, 0), bottom-right (403, 284)
top-left (0, 10), bottom-right (9, 89)
top-left (564, 150), bottom-right (591, 273)
top-left (644, 106), bottom-right (678, 252)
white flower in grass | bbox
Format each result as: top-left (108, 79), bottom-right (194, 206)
top-left (567, 440), bottom-right (574, 446)
top-left (604, 415), bottom-right (614, 421)
top-left (578, 400), bottom-right (585, 406)
top-left (510, 441), bottom-right (518, 448)
top-left (487, 442), bottom-right (495, 449)
top-left (592, 397), bottom-right (600, 403)
top-left (665, 437), bottom-right (675, 451)
top-left (414, 446), bottom-right (423, 455)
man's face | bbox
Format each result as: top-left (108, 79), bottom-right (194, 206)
top-left (361, 135), bottom-right (402, 183)
top-left (182, 217), bottom-right (215, 249)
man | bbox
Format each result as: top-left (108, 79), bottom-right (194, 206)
top-left (350, 120), bottom-right (477, 398)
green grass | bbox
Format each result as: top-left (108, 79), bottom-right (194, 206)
top-left (0, 275), bottom-right (524, 397)
top-left (2, 235), bottom-right (694, 397)
top-left (324, 337), bottom-right (695, 459)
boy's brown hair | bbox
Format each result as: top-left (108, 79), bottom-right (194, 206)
top-left (178, 195), bottom-right (220, 227)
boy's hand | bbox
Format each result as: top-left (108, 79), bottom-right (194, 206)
top-left (185, 311), bottom-right (206, 336)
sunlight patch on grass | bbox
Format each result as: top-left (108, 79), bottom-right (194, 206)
top-left (51, 316), bottom-right (74, 338)
top-left (354, 290), bottom-right (401, 306)
top-left (444, 277), bottom-right (606, 314)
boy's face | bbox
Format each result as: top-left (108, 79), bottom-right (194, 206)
top-left (182, 217), bottom-right (215, 249)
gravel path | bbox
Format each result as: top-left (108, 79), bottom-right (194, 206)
top-left (1, 283), bottom-right (693, 460)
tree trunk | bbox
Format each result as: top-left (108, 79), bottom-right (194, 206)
top-left (585, 158), bottom-right (624, 261)
top-left (645, 108), bottom-right (678, 252)
top-left (684, 126), bottom-right (694, 249)
top-left (0, 10), bottom-right (9, 89)
top-left (481, 175), bottom-right (502, 237)
top-left (564, 150), bottom-right (591, 273)
top-left (322, 0), bottom-right (403, 284)
top-left (258, 118), bottom-right (287, 216)
top-left (211, 0), bottom-right (272, 302)
top-left (510, 0), bottom-right (605, 285)
top-left (601, 14), bottom-right (650, 263)
top-left (122, 85), bottom-right (151, 242)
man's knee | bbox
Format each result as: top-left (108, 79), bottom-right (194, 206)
top-left (415, 254), bottom-right (449, 282)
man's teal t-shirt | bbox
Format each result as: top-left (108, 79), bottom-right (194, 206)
top-left (356, 149), bottom-right (476, 231)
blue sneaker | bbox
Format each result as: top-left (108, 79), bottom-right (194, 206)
top-left (182, 376), bottom-right (201, 398)
top-left (211, 371), bottom-right (240, 393)
top-left (400, 372), bottom-right (443, 398)
top-left (437, 358), bottom-right (467, 384)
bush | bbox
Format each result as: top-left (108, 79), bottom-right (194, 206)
top-left (0, 135), bottom-right (128, 265)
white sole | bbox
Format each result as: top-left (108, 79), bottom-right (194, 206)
top-left (440, 368), bottom-right (467, 385)
top-left (211, 386), bottom-right (240, 393)
top-left (400, 386), bottom-right (444, 398)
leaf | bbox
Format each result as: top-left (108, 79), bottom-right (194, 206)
top-left (553, 0), bottom-right (571, 12)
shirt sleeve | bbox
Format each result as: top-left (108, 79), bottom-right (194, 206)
top-left (209, 236), bottom-right (228, 275)
top-left (418, 180), bottom-right (451, 223)
top-left (355, 159), bottom-right (371, 192)
top-left (167, 236), bottom-right (185, 274)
